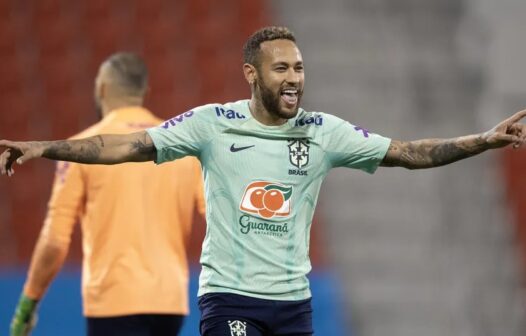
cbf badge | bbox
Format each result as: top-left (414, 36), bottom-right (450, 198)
top-left (288, 139), bottom-right (310, 169)
top-left (228, 320), bottom-right (247, 336)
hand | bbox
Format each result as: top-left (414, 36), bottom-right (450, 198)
top-left (0, 141), bottom-right (45, 176)
top-left (509, 123), bottom-right (526, 149)
top-left (10, 295), bottom-right (39, 336)
top-left (483, 110), bottom-right (526, 149)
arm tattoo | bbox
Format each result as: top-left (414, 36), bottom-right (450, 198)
top-left (131, 139), bottom-right (154, 154)
top-left (40, 132), bottom-right (155, 164)
top-left (96, 135), bottom-right (105, 147)
top-left (42, 138), bottom-right (102, 163)
top-left (384, 135), bottom-right (488, 169)
top-left (428, 140), bottom-right (485, 165)
top-left (130, 133), bottom-right (156, 160)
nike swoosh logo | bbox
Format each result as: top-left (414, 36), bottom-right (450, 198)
top-left (230, 144), bottom-right (255, 152)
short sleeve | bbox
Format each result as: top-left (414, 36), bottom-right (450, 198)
top-left (323, 114), bottom-right (391, 173)
top-left (146, 104), bottom-right (218, 163)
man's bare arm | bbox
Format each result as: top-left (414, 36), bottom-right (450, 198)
top-left (0, 131), bottom-right (156, 176)
top-left (41, 132), bottom-right (156, 163)
top-left (381, 110), bottom-right (526, 169)
top-left (381, 135), bottom-right (488, 169)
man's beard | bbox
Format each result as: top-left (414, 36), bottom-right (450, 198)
top-left (256, 77), bottom-right (301, 120)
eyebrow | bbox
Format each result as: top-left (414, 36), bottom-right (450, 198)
top-left (271, 61), bottom-right (304, 67)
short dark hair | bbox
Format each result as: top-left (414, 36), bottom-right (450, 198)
top-left (106, 52), bottom-right (148, 95)
top-left (243, 26), bottom-right (297, 68)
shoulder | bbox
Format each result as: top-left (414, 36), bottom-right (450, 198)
top-left (212, 100), bottom-right (250, 121)
top-left (292, 109), bottom-right (325, 128)
top-left (204, 100), bottom-right (250, 128)
top-left (159, 100), bottom-right (250, 129)
top-left (291, 109), bottom-right (386, 141)
top-left (291, 109), bottom-right (349, 135)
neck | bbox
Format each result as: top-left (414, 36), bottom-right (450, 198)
top-left (101, 96), bottom-right (144, 117)
top-left (249, 96), bottom-right (287, 126)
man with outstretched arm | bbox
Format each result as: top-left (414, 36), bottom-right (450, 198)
top-left (2, 27), bottom-right (525, 336)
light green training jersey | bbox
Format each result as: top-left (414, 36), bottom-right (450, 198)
top-left (147, 99), bottom-right (391, 301)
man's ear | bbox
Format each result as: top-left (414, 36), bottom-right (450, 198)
top-left (142, 85), bottom-right (151, 103)
top-left (243, 63), bottom-right (257, 85)
top-left (99, 82), bottom-right (106, 100)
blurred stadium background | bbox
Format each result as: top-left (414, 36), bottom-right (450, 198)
top-left (1, 0), bottom-right (526, 335)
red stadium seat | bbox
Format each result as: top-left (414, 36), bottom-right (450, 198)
top-left (31, 0), bottom-right (62, 17)
top-left (32, 17), bottom-right (77, 56)
top-left (236, 0), bottom-right (270, 37)
top-left (0, 93), bottom-right (31, 138)
top-left (81, 0), bottom-right (112, 20)
top-left (43, 89), bottom-right (90, 138)
top-left (37, 54), bottom-right (78, 95)
top-left (0, 0), bottom-right (11, 20)
top-left (133, 0), bottom-right (164, 26)
top-left (143, 47), bottom-right (204, 116)
top-left (0, 20), bottom-right (17, 56)
top-left (0, 54), bottom-right (25, 94)
top-left (136, 17), bottom-right (186, 56)
top-left (83, 18), bottom-right (135, 66)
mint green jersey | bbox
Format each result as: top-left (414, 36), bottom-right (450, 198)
top-left (147, 99), bottom-right (390, 300)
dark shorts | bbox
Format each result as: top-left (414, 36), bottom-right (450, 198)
top-left (86, 314), bottom-right (184, 336)
top-left (198, 293), bottom-right (313, 336)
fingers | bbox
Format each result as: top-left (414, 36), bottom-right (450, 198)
top-left (505, 109), bottom-right (526, 124)
top-left (0, 150), bottom-right (10, 176)
top-left (499, 131), bottom-right (526, 149)
top-left (0, 141), bottom-right (30, 176)
top-left (16, 153), bottom-right (33, 166)
top-left (509, 124), bottom-right (522, 133)
top-left (509, 125), bottom-right (523, 145)
top-left (497, 134), bottom-right (521, 144)
top-left (0, 139), bottom-right (16, 149)
top-left (488, 132), bottom-right (524, 149)
top-left (0, 148), bottom-right (24, 177)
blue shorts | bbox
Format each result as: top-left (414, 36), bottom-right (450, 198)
top-left (198, 293), bottom-right (313, 336)
top-left (86, 314), bottom-right (184, 336)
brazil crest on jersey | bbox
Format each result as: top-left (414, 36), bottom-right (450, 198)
top-left (147, 100), bottom-right (391, 300)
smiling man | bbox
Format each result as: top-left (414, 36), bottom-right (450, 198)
top-left (1, 26), bottom-right (526, 336)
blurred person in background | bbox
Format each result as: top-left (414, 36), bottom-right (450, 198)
top-left (9, 52), bottom-right (205, 336)
top-left (1, 27), bottom-right (526, 335)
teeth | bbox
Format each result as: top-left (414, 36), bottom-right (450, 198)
top-left (283, 90), bottom-right (297, 94)
top-left (281, 90), bottom-right (298, 106)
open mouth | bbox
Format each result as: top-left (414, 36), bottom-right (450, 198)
top-left (280, 88), bottom-right (298, 107)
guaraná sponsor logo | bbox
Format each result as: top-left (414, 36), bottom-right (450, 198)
top-left (239, 181), bottom-right (292, 219)
top-left (239, 215), bottom-right (289, 236)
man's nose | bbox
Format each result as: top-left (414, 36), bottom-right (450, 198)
top-left (286, 68), bottom-right (301, 84)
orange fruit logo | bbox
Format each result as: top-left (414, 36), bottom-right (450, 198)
top-left (239, 181), bottom-right (293, 219)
